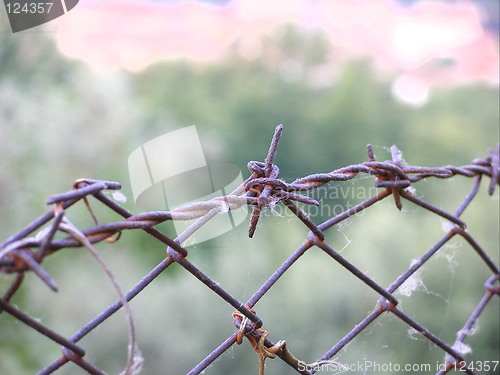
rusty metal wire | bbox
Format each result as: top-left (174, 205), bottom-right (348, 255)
top-left (1, 125), bottom-right (499, 375)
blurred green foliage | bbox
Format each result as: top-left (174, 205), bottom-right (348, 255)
top-left (0, 21), bottom-right (498, 375)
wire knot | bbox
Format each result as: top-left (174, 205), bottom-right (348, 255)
top-left (245, 126), bottom-right (284, 238)
top-left (474, 144), bottom-right (500, 195)
top-left (485, 274), bottom-right (499, 296)
top-left (366, 145), bottom-right (410, 210)
top-left (233, 307), bottom-right (285, 375)
top-left (245, 125), bottom-right (320, 238)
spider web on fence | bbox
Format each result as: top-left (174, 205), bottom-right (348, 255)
top-left (0, 125), bottom-right (499, 375)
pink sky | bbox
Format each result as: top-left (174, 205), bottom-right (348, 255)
top-left (52, 0), bottom-right (498, 104)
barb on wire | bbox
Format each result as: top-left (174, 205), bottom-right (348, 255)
top-left (0, 125), bottom-right (498, 375)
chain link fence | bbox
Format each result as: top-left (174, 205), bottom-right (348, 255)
top-left (1, 125), bottom-right (499, 375)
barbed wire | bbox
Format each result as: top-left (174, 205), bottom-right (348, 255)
top-left (0, 125), bottom-right (498, 375)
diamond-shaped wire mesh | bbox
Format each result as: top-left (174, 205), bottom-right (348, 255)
top-left (0, 126), bottom-right (498, 375)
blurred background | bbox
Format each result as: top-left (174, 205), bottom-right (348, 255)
top-left (0, 0), bottom-right (498, 374)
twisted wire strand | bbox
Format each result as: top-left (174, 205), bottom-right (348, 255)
top-left (1, 151), bottom-right (496, 270)
top-left (0, 128), bottom-right (498, 375)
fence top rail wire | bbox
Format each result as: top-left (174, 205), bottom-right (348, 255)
top-left (1, 125), bottom-right (499, 375)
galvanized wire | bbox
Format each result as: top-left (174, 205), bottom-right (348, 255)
top-left (1, 126), bottom-right (499, 375)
